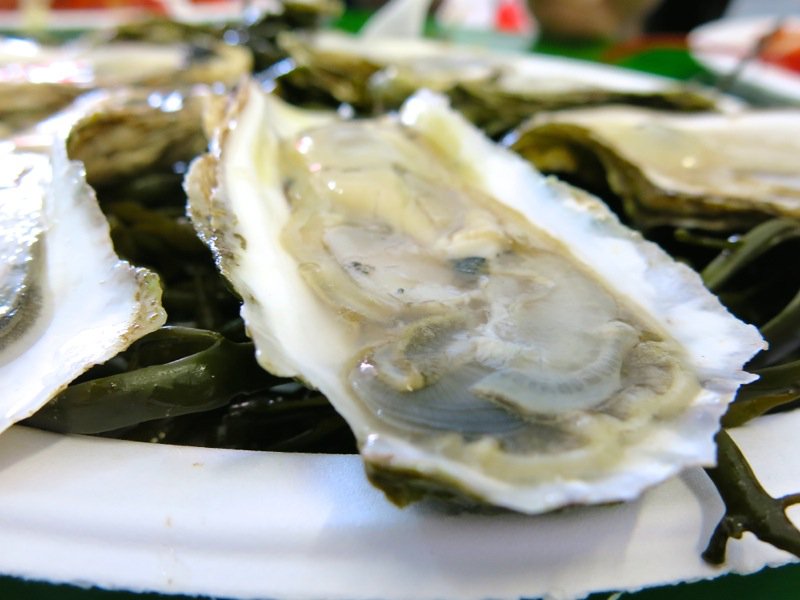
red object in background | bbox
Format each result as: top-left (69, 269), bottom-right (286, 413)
top-left (760, 25), bottom-right (800, 74)
top-left (0, 0), bottom-right (166, 9)
top-left (51, 0), bottom-right (165, 10)
top-left (494, 0), bottom-right (534, 35)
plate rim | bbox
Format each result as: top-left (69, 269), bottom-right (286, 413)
top-left (688, 14), bottom-right (800, 102)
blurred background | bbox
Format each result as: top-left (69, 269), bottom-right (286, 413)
top-left (1, 0), bottom-right (797, 39)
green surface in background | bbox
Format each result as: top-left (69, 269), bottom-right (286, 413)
top-left (2, 9), bottom-right (799, 600)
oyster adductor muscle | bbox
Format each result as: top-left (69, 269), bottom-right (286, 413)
top-left (186, 83), bottom-right (764, 513)
top-left (0, 146), bottom-right (166, 434)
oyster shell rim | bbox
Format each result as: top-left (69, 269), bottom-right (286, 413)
top-left (0, 143), bottom-right (167, 434)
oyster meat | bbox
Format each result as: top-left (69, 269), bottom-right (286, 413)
top-left (186, 84), bottom-right (764, 513)
top-left (0, 145), bottom-right (166, 434)
top-left (279, 30), bottom-right (722, 135)
top-left (510, 105), bottom-right (800, 230)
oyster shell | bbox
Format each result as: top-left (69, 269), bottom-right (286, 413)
top-left (0, 145), bottom-right (166, 434)
top-left (510, 105), bottom-right (800, 230)
top-left (8, 86), bottom-right (212, 178)
top-left (186, 83), bottom-right (764, 513)
top-left (0, 35), bottom-right (251, 136)
top-left (64, 88), bottom-right (210, 187)
top-left (278, 30), bottom-right (722, 136)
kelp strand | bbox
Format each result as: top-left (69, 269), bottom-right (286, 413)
top-left (682, 218), bottom-right (800, 563)
top-left (703, 430), bottom-right (800, 565)
top-left (25, 327), bottom-right (281, 434)
top-left (701, 218), bottom-right (800, 292)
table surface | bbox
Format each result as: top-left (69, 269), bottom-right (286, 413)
top-left (1, 8), bottom-right (799, 600)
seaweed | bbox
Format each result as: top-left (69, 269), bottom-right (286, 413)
top-left (683, 219), bottom-right (800, 564)
top-left (703, 430), bottom-right (800, 565)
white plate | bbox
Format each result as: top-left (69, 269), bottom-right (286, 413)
top-left (689, 15), bottom-right (800, 104)
top-left (0, 412), bottom-right (797, 599)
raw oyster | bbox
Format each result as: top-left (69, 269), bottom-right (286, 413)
top-left (0, 145), bottom-right (166, 434)
top-left (96, 1), bottom-right (343, 72)
top-left (7, 85), bottom-right (212, 183)
top-left (64, 88), bottom-right (210, 187)
top-left (186, 83), bottom-right (764, 513)
top-left (0, 35), bottom-right (251, 135)
top-left (510, 105), bottom-right (800, 230)
top-left (278, 30), bottom-right (721, 136)
top-left (0, 34), bottom-right (251, 88)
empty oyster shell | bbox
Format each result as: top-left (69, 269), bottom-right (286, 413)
top-left (0, 146), bottom-right (166, 434)
top-left (510, 105), bottom-right (800, 230)
top-left (186, 84), bottom-right (764, 513)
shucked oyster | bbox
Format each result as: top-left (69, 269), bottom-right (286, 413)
top-left (8, 86), bottom-right (212, 189)
top-left (278, 30), bottom-right (721, 136)
top-left (64, 88), bottom-right (210, 188)
top-left (0, 34), bottom-right (251, 89)
top-left (0, 146), bottom-right (166, 434)
top-left (186, 84), bottom-right (763, 513)
top-left (0, 35), bottom-right (251, 136)
top-left (510, 105), bottom-right (800, 230)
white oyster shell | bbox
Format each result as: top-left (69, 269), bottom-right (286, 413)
top-left (0, 145), bottom-right (166, 433)
top-left (186, 83), bottom-right (764, 513)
